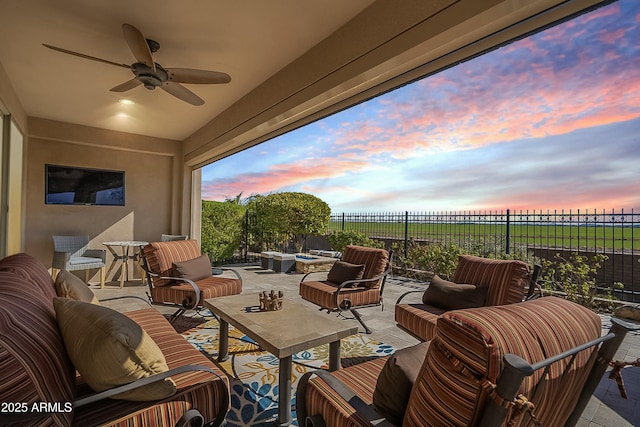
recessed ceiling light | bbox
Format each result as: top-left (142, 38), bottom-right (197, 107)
top-left (118, 99), bottom-right (134, 105)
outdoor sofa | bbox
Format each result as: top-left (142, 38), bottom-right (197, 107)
top-left (395, 254), bottom-right (532, 341)
top-left (297, 295), bottom-right (633, 426)
top-left (0, 252), bottom-right (230, 426)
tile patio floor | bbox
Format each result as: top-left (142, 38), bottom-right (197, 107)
top-left (93, 263), bottom-right (640, 427)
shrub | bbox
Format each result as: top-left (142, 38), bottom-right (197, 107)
top-left (246, 192), bottom-right (330, 252)
top-left (539, 253), bottom-right (620, 313)
top-left (326, 230), bottom-right (383, 253)
top-left (201, 200), bottom-right (245, 264)
top-left (396, 241), bottom-right (462, 280)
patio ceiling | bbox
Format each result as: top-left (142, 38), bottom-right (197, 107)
top-left (0, 0), bottom-right (611, 164)
top-left (0, 0), bottom-right (374, 141)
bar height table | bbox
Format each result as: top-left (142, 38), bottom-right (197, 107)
top-left (102, 241), bottom-right (149, 288)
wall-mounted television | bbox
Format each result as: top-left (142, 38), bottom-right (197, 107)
top-left (45, 164), bottom-right (125, 206)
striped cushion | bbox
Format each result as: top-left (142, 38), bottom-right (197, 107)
top-left (151, 276), bottom-right (242, 305)
top-left (404, 296), bottom-right (601, 427)
top-left (342, 245), bottom-right (389, 288)
top-left (143, 240), bottom-right (203, 287)
top-left (299, 280), bottom-right (381, 310)
top-left (73, 308), bottom-right (230, 426)
top-left (0, 253), bottom-right (76, 427)
top-left (452, 255), bottom-right (530, 306)
top-left (304, 357), bottom-right (388, 427)
top-left (394, 303), bottom-right (443, 341)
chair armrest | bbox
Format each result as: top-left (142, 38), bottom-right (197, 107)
top-left (52, 251), bottom-right (72, 269)
top-left (74, 364), bottom-right (226, 408)
top-left (164, 276), bottom-right (202, 308)
top-left (296, 370), bottom-right (394, 427)
top-left (396, 290), bottom-right (425, 304)
top-left (84, 249), bottom-right (107, 263)
top-left (300, 270), bottom-right (329, 283)
top-left (99, 295), bottom-right (152, 307)
top-left (217, 267), bottom-right (242, 283)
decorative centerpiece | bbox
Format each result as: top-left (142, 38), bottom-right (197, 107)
top-left (259, 290), bottom-right (284, 311)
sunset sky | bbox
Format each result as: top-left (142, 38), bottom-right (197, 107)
top-left (202, 0), bottom-right (640, 213)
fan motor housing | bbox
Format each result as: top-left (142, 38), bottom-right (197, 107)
top-left (132, 62), bottom-right (168, 89)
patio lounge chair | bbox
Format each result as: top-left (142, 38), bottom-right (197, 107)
top-left (51, 235), bottom-right (106, 288)
top-left (297, 296), bottom-right (635, 427)
top-left (299, 245), bottom-right (392, 334)
top-left (395, 254), bottom-right (531, 341)
top-left (140, 239), bottom-right (242, 322)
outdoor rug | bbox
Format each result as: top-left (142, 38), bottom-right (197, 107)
top-left (179, 311), bottom-right (395, 426)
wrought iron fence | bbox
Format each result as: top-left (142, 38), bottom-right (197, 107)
top-left (221, 208), bottom-right (638, 301)
top-left (327, 209), bottom-right (639, 302)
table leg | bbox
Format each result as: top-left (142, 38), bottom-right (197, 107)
top-left (119, 247), bottom-right (127, 289)
top-left (329, 340), bottom-right (341, 372)
top-left (104, 245), bottom-right (121, 281)
top-left (218, 319), bottom-right (229, 362)
top-left (277, 355), bottom-right (293, 426)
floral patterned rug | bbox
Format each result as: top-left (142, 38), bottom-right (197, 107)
top-left (180, 312), bottom-right (395, 426)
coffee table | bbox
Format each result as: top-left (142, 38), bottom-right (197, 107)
top-left (204, 293), bottom-right (358, 426)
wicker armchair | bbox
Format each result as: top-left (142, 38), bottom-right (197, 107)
top-left (51, 235), bottom-right (106, 288)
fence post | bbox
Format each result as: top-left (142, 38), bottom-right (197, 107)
top-left (404, 211), bottom-right (409, 257)
top-left (505, 209), bottom-right (511, 255)
top-left (341, 212), bottom-right (345, 231)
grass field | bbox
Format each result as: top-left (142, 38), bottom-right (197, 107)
top-left (328, 221), bottom-right (639, 251)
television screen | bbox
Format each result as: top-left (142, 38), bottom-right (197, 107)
top-left (45, 164), bottom-right (125, 206)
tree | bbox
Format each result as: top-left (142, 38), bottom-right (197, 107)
top-left (246, 192), bottom-right (330, 252)
top-left (201, 199), bottom-right (246, 264)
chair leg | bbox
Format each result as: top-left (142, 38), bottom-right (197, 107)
top-left (100, 267), bottom-right (106, 289)
top-left (350, 308), bottom-right (372, 334)
top-left (169, 308), bottom-right (186, 324)
top-left (85, 270), bottom-right (90, 284)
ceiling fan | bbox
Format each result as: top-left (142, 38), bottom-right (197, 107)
top-left (43, 23), bottom-right (231, 106)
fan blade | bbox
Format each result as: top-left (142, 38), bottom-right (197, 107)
top-left (110, 79), bottom-right (142, 92)
top-left (161, 82), bottom-right (205, 106)
top-left (43, 44), bottom-right (131, 69)
top-left (166, 68), bottom-right (231, 84)
top-left (122, 24), bottom-right (155, 71)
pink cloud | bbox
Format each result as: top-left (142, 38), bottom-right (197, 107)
top-left (474, 182), bottom-right (640, 212)
top-left (202, 156), bottom-right (371, 200)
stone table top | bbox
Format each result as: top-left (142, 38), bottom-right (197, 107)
top-left (204, 293), bottom-right (358, 358)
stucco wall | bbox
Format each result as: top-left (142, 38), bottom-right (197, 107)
top-left (25, 118), bottom-right (182, 279)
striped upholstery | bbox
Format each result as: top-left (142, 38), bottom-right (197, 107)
top-left (394, 303), bottom-right (444, 341)
top-left (299, 280), bottom-right (382, 309)
top-left (143, 240), bottom-right (204, 287)
top-left (142, 240), bottom-right (242, 306)
top-left (151, 276), bottom-right (242, 305)
top-left (73, 308), bottom-right (230, 426)
top-left (452, 255), bottom-right (530, 306)
top-left (395, 255), bottom-right (531, 341)
top-left (0, 253), bottom-right (230, 426)
top-left (0, 253), bottom-right (76, 427)
top-left (342, 245), bottom-right (390, 287)
top-left (301, 297), bottom-right (601, 427)
top-left (299, 245), bottom-right (389, 310)
top-left (404, 297), bottom-right (600, 427)
top-left (304, 357), bottom-right (388, 427)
